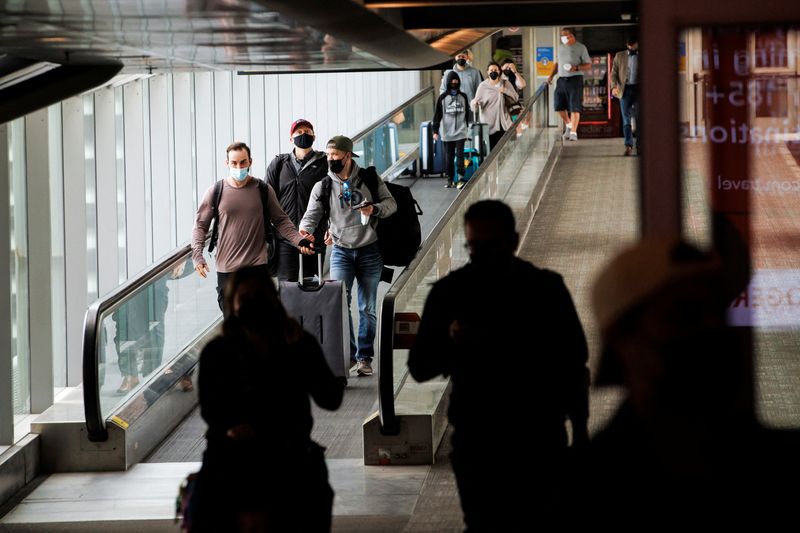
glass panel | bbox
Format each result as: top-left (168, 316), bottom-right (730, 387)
top-left (8, 118), bottom-right (30, 419)
top-left (48, 105), bottom-right (67, 389)
top-left (389, 90), bottom-right (551, 396)
top-left (97, 254), bottom-right (221, 418)
top-left (351, 92), bottom-right (435, 178)
top-left (754, 29), bottom-right (789, 69)
top-left (680, 26), bottom-right (800, 429)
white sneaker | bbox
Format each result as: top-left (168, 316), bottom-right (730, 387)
top-left (562, 126), bottom-right (572, 140)
top-left (568, 132), bottom-right (578, 142)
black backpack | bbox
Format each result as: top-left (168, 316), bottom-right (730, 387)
top-left (208, 178), bottom-right (278, 273)
top-left (319, 167), bottom-right (423, 268)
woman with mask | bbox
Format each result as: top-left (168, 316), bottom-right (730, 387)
top-left (189, 266), bottom-right (344, 532)
top-left (265, 119), bottom-right (330, 282)
top-left (471, 62), bottom-right (520, 150)
top-left (433, 71), bottom-right (474, 188)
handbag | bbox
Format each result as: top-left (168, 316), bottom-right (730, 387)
top-left (504, 92), bottom-right (523, 116)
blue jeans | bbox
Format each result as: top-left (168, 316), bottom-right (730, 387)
top-left (330, 243), bottom-right (383, 362)
top-left (620, 84), bottom-right (639, 148)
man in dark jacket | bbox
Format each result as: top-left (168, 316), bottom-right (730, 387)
top-left (266, 119), bottom-right (329, 281)
top-left (433, 71), bottom-right (473, 188)
top-left (408, 200), bottom-right (589, 530)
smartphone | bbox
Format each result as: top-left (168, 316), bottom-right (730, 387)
top-left (351, 200), bottom-right (373, 211)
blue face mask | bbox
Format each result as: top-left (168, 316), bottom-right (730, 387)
top-left (229, 167), bottom-right (249, 181)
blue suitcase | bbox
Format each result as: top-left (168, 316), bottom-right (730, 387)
top-left (457, 147), bottom-right (482, 184)
top-left (420, 121), bottom-right (446, 176)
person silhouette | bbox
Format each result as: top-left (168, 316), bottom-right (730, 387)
top-left (408, 200), bottom-right (590, 531)
top-left (189, 266), bottom-right (344, 532)
top-left (587, 234), bottom-right (800, 526)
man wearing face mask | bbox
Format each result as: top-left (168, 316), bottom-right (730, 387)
top-left (192, 142), bottom-right (315, 313)
top-left (611, 36), bottom-right (640, 156)
top-left (266, 119), bottom-right (330, 281)
top-left (299, 136), bottom-right (397, 377)
top-left (548, 27), bottom-right (591, 142)
top-left (433, 71), bottom-right (473, 188)
top-left (408, 200), bottom-right (589, 529)
top-left (439, 49), bottom-right (483, 106)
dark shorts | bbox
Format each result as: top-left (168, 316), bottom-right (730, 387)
top-left (554, 76), bottom-right (584, 113)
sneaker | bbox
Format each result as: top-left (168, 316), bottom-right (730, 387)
top-left (624, 146), bottom-right (633, 156)
top-left (568, 132), bottom-right (578, 142)
top-left (356, 360), bottom-right (373, 376)
top-left (445, 180), bottom-right (454, 188)
top-left (562, 126), bottom-right (572, 140)
top-left (456, 181), bottom-right (465, 189)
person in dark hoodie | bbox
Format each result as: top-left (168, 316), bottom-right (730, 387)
top-left (433, 71), bottom-right (474, 188)
top-left (266, 119), bottom-right (330, 281)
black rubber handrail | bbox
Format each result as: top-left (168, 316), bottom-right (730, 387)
top-left (377, 82), bottom-right (550, 435)
top-left (83, 243), bottom-right (195, 442)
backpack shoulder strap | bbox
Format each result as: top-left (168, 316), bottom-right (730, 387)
top-left (359, 166), bottom-right (381, 203)
top-left (208, 179), bottom-right (225, 253)
top-left (256, 179), bottom-right (273, 236)
top-left (318, 176), bottom-right (333, 219)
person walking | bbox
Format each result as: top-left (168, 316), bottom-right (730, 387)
top-left (611, 35), bottom-right (640, 156)
top-left (191, 142), bottom-right (314, 314)
top-left (433, 71), bottom-right (473, 188)
top-left (472, 62), bottom-right (519, 150)
top-left (548, 27), bottom-right (592, 142)
top-left (299, 135), bottom-right (397, 377)
top-left (440, 49), bottom-right (483, 105)
top-left (409, 200), bottom-right (590, 530)
top-left (265, 119), bottom-right (330, 280)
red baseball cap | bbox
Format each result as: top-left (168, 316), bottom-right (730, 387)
top-left (290, 119), bottom-right (314, 135)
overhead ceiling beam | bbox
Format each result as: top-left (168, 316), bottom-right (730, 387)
top-left (0, 61), bottom-right (122, 124)
top-left (401, 2), bottom-right (637, 29)
top-left (258, 0), bottom-right (453, 68)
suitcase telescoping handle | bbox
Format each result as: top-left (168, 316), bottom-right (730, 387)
top-left (297, 249), bottom-right (325, 291)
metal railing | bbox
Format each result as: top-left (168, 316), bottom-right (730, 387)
top-left (377, 83), bottom-right (551, 435)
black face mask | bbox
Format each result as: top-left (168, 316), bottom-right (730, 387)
top-left (450, 84), bottom-right (460, 93)
top-left (489, 71), bottom-right (499, 80)
top-left (628, 48), bottom-right (638, 55)
top-left (456, 58), bottom-right (467, 67)
top-left (293, 133), bottom-right (314, 149)
top-left (328, 158), bottom-right (345, 174)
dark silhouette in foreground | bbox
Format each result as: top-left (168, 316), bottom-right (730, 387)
top-left (409, 200), bottom-right (590, 531)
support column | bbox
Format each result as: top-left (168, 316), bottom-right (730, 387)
top-left (62, 96), bottom-right (89, 387)
top-left (25, 108), bottom-right (55, 412)
top-left (533, 27), bottom-right (558, 126)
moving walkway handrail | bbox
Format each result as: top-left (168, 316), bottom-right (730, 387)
top-left (377, 82), bottom-right (550, 435)
top-left (83, 243), bottom-right (197, 442)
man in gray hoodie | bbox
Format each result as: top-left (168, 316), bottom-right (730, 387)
top-left (439, 49), bottom-right (483, 105)
top-left (300, 136), bottom-right (397, 376)
top-left (433, 71), bottom-right (473, 188)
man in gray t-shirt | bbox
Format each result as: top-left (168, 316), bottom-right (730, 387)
top-left (547, 27), bottom-right (592, 142)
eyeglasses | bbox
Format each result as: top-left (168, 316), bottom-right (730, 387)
top-left (340, 181), bottom-right (351, 203)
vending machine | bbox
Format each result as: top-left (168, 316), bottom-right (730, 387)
top-left (576, 53), bottom-right (621, 138)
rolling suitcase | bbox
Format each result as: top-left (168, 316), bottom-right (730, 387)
top-left (419, 121), bottom-right (446, 176)
top-left (470, 107), bottom-right (491, 163)
top-left (458, 146), bottom-right (482, 183)
top-left (279, 253), bottom-right (349, 385)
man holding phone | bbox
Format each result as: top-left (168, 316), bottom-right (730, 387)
top-left (300, 135), bottom-right (397, 376)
